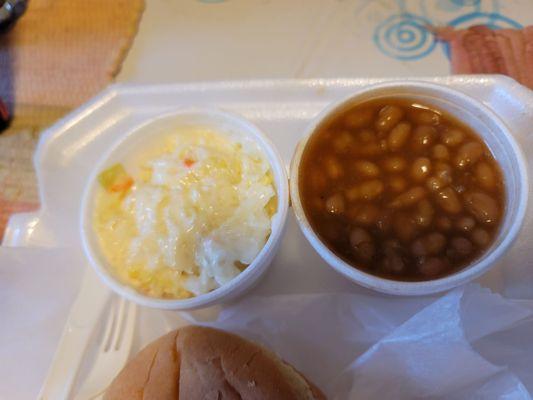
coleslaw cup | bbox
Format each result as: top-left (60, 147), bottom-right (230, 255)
top-left (81, 107), bottom-right (289, 310)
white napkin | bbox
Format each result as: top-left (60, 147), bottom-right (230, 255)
top-left (4, 245), bottom-right (533, 399)
top-left (176, 285), bottom-right (533, 399)
top-left (0, 247), bottom-right (84, 400)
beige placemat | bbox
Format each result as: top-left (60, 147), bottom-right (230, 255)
top-left (0, 0), bottom-right (144, 241)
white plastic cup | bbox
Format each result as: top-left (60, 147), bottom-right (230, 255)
top-left (290, 81), bottom-right (529, 296)
top-left (80, 107), bottom-right (289, 310)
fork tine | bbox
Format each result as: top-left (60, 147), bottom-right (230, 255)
top-left (71, 298), bottom-right (137, 400)
top-left (110, 297), bottom-right (127, 350)
top-left (101, 299), bottom-right (118, 352)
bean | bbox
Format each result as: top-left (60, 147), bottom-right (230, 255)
top-left (411, 233), bottom-right (446, 256)
top-left (424, 233), bottom-right (447, 254)
top-left (426, 176), bottom-right (447, 192)
top-left (324, 156), bottom-right (343, 179)
top-left (359, 143), bottom-right (383, 157)
top-left (436, 216), bottom-right (452, 232)
top-left (393, 213), bottom-right (418, 242)
top-left (349, 227), bottom-right (372, 244)
top-left (389, 187), bottom-right (427, 209)
top-left (353, 160), bottom-right (380, 178)
top-left (455, 142), bottom-right (484, 169)
top-left (449, 237), bottom-right (473, 258)
top-left (346, 180), bottom-right (384, 201)
top-left (375, 210), bottom-right (393, 234)
top-left (411, 157), bottom-right (432, 182)
top-left (376, 105), bottom-right (404, 132)
top-left (384, 239), bottom-right (402, 252)
top-left (350, 227), bottom-right (375, 261)
top-left (434, 162), bottom-right (453, 185)
top-left (387, 122), bottom-right (411, 151)
top-left (344, 108), bottom-right (374, 129)
top-left (376, 129), bottom-right (388, 140)
top-left (419, 257), bottom-right (448, 277)
top-left (350, 203), bottom-right (379, 226)
top-left (325, 193), bottom-right (345, 214)
top-left (350, 228), bottom-right (371, 245)
top-left (471, 228), bottom-right (490, 247)
top-left (414, 200), bottom-right (434, 227)
top-left (357, 129), bottom-right (376, 144)
top-left (453, 183), bottom-right (467, 194)
top-left (382, 252), bottom-right (405, 274)
top-left (411, 125), bottom-right (437, 151)
top-left (346, 186), bottom-right (359, 201)
top-left (332, 131), bottom-right (355, 153)
top-left (389, 176), bottom-right (408, 193)
top-left (382, 240), bottom-right (406, 273)
top-left (382, 156), bottom-right (407, 172)
top-left (410, 109), bottom-right (441, 125)
top-left (360, 180), bottom-right (384, 200)
top-left (455, 215), bottom-right (476, 232)
top-left (432, 144), bottom-right (450, 161)
top-left (464, 191), bottom-right (499, 224)
top-left (411, 240), bottom-right (425, 257)
top-left (475, 162), bottom-right (496, 191)
top-left (435, 187), bottom-right (462, 214)
top-left (441, 128), bottom-right (464, 147)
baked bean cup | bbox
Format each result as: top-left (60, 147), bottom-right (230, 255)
top-left (290, 81), bottom-right (528, 296)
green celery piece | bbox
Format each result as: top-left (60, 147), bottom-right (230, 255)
top-left (98, 163), bottom-right (128, 190)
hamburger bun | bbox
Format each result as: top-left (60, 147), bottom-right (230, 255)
top-left (104, 325), bottom-right (326, 400)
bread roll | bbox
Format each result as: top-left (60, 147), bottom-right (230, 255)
top-left (104, 325), bottom-right (326, 400)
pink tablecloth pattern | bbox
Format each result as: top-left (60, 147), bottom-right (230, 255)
top-left (0, 128), bottom-right (40, 241)
top-left (0, 0), bottom-right (144, 242)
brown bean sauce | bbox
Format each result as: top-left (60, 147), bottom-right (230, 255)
top-left (299, 98), bottom-right (505, 281)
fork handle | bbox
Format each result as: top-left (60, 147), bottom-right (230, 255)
top-left (38, 267), bottom-right (111, 400)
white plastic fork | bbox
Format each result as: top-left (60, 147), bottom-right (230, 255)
top-left (74, 297), bottom-right (137, 400)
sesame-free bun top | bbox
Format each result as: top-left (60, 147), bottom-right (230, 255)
top-left (104, 326), bottom-right (326, 400)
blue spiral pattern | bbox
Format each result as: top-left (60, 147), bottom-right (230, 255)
top-left (374, 14), bottom-right (436, 61)
top-left (448, 12), bottom-right (522, 30)
top-left (450, 0), bottom-right (481, 6)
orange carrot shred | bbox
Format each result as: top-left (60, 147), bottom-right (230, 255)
top-left (184, 158), bottom-right (195, 167)
top-left (110, 177), bottom-right (134, 194)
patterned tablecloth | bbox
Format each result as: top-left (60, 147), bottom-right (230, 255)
top-left (0, 0), bottom-right (144, 241)
top-left (120, 0), bottom-right (533, 82)
top-left (2, 0), bottom-right (533, 242)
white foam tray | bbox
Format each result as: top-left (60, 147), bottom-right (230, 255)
top-left (5, 77), bottom-right (533, 399)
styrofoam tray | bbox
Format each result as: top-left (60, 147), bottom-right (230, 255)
top-left (5, 77), bottom-right (533, 398)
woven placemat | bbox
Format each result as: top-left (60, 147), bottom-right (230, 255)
top-left (0, 0), bottom-right (144, 241)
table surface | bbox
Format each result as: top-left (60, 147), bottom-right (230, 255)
top-left (118, 0), bottom-right (532, 83)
